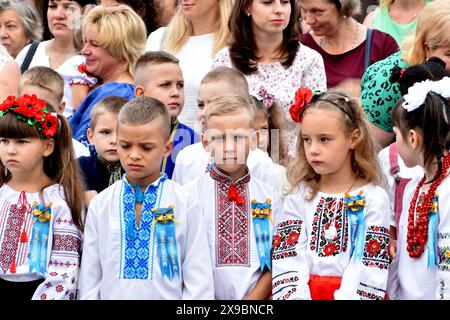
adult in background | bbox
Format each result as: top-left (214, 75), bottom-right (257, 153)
top-left (361, 0), bottom-right (450, 149)
top-left (299, 0), bottom-right (398, 91)
top-left (70, 4), bottom-right (146, 142)
top-left (0, 0), bottom-right (42, 59)
top-left (146, 0), bottom-right (234, 131)
top-left (212, 0), bottom-right (326, 163)
top-left (0, 43), bottom-right (20, 100)
top-left (364, 0), bottom-right (431, 47)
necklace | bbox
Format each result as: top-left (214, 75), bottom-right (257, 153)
top-left (319, 19), bottom-right (359, 52)
top-left (407, 154), bottom-right (450, 258)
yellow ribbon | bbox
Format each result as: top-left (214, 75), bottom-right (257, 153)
top-left (251, 199), bottom-right (273, 224)
top-left (344, 190), bottom-right (366, 212)
top-left (32, 201), bottom-right (52, 223)
top-left (151, 205), bottom-right (178, 227)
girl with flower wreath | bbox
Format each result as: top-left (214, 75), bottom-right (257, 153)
top-left (0, 94), bottom-right (84, 300)
top-left (388, 77), bottom-right (450, 300)
top-left (271, 88), bottom-right (390, 300)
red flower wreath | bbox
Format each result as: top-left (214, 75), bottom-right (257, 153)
top-left (289, 87), bottom-right (313, 123)
top-left (0, 94), bottom-right (59, 139)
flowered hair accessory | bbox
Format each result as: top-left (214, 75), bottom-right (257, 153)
top-left (256, 86), bottom-right (275, 108)
top-left (289, 87), bottom-right (323, 123)
top-left (402, 77), bottom-right (450, 112)
top-left (0, 94), bottom-right (58, 138)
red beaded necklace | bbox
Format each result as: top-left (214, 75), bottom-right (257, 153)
top-left (407, 153), bottom-right (450, 258)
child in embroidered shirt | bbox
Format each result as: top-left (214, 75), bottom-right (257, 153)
top-left (19, 66), bottom-right (90, 158)
top-left (134, 51), bottom-right (198, 179)
top-left (173, 67), bottom-right (277, 189)
top-left (187, 94), bottom-right (281, 300)
top-left (78, 96), bottom-right (214, 299)
top-left (388, 76), bottom-right (450, 300)
top-left (78, 96), bottom-right (128, 206)
top-left (272, 89), bottom-right (390, 300)
top-left (0, 95), bottom-right (84, 300)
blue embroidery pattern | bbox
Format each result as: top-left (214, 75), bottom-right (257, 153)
top-left (120, 175), bottom-right (166, 279)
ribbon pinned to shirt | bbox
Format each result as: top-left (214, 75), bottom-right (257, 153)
top-left (251, 199), bottom-right (272, 271)
top-left (29, 202), bottom-right (52, 277)
top-left (345, 191), bottom-right (366, 261)
top-left (428, 193), bottom-right (439, 269)
top-left (152, 205), bottom-right (180, 280)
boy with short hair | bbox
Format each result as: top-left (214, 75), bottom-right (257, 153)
top-left (19, 66), bottom-right (90, 158)
top-left (173, 67), bottom-right (276, 188)
top-left (78, 96), bottom-right (214, 300)
top-left (78, 96), bottom-right (128, 206)
top-left (134, 51), bottom-right (198, 179)
top-left (187, 94), bottom-right (280, 300)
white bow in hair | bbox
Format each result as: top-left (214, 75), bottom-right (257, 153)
top-left (402, 77), bottom-right (450, 112)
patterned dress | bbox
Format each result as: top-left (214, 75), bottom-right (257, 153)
top-left (0, 184), bottom-right (82, 300)
top-left (272, 183), bottom-right (390, 300)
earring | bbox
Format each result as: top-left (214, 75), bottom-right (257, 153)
top-left (343, 14), bottom-right (347, 19)
top-left (247, 12), bottom-right (251, 16)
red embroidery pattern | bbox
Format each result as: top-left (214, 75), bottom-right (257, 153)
top-left (0, 204), bottom-right (26, 272)
top-left (357, 282), bottom-right (386, 300)
top-left (310, 197), bottom-right (348, 257)
top-left (362, 226), bottom-right (389, 269)
top-left (52, 234), bottom-right (81, 253)
top-left (48, 259), bottom-right (79, 268)
top-left (211, 168), bottom-right (251, 267)
top-left (272, 219), bottom-right (302, 260)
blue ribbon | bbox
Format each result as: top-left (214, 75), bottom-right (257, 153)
top-left (345, 192), bottom-right (366, 261)
top-left (29, 203), bottom-right (51, 277)
top-left (251, 200), bottom-right (272, 271)
top-left (428, 193), bottom-right (439, 269)
top-left (153, 206), bottom-right (180, 280)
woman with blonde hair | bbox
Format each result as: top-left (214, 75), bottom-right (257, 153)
top-left (146, 0), bottom-right (234, 131)
top-left (70, 4), bottom-right (147, 141)
top-left (361, 0), bottom-right (450, 148)
top-left (364, 0), bottom-right (431, 46)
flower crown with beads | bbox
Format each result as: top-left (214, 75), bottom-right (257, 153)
top-left (289, 87), bottom-right (323, 123)
top-left (0, 95), bottom-right (58, 138)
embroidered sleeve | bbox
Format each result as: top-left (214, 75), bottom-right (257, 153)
top-left (32, 206), bottom-right (82, 300)
top-left (437, 229), bottom-right (450, 299)
top-left (272, 195), bottom-right (311, 300)
top-left (70, 63), bottom-right (98, 88)
top-left (334, 188), bottom-right (390, 300)
top-left (300, 47), bottom-right (327, 92)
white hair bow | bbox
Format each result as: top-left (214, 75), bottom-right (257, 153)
top-left (402, 77), bottom-right (450, 112)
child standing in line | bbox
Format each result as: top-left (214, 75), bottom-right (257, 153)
top-left (78, 96), bottom-right (128, 206)
top-left (19, 66), bottom-right (90, 158)
top-left (388, 77), bottom-right (450, 299)
top-left (187, 94), bottom-right (281, 300)
top-left (78, 96), bottom-right (214, 299)
top-left (272, 88), bottom-right (390, 300)
top-left (0, 95), bottom-right (84, 300)
top-left (134, 51), bottom-right (198, 179)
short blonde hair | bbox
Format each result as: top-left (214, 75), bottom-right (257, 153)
top-left (204, 94), bottom-right (254, 128)
top-left (90, 96), bottom-right (128, 130)
top-left (134, 51), bottom-right (180, 86)
top-left (163, 0), bottom-right (234, 56)
top-left (20, 66), bottom-right (64, 104)
top-left (201, 67), bottom-right (250, 100)
top-left (401, 0), bottom-right (450, 65)
top-left (82, 4), bottom-right (147, 76)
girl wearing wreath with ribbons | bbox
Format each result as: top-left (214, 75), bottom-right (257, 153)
top-left (0, 94), bottom-right (84, 300)
top-left (271, 87), bottom-right (390, 300)
top-left (388, 77), bottom-right (450, 300)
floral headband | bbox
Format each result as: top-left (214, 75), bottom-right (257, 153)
top-left (289, 87), bottom-right (322, 123)
top-left (402, 77), bottom-right (450, 112)
top-left (256, 86), bottom-right (275, 108)
top-left (0, 95), bottom-right (59, 139)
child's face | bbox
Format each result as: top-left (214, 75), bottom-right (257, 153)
top-left (254, 110), bottom-right (269, 152)
top-left (393, 126), bottom-right (421, 168)
top-left (135, 63), bottom-right (184, 119)
top-left (117, 118), bottom-right (172, 185)
top-left (203, 109), bottom-right (252, 181)
top-left (301, 108), bottom-right (358, 177)
top-left (87, 111), bottom-right (119, 164)
top-left (197, 81), bottom-right (236, 132)
top-left (0, 137), bottom-right (54, 177)
top-left (19, 84), bottom-right (64, 114)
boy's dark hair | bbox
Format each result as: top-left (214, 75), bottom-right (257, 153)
top-left (134, 51), bottom-right (180, 85)
top-left (118, 96), bottom-right (171, 140)
top-left (390, 57), bottom-right (449, 95)
top-left (89, 96), bottom-right (129, 130)
top-left (20, 66), bottom-right (65, 105)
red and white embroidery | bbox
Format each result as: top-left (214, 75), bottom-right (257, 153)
top-left (273, 219), bottom-right (302, 260)
top-left (362, 226), bottom-right (389, 269)
top-left (211, 168), bottom-right (251, 267)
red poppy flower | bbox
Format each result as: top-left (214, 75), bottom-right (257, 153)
top-left (273, 235), bottom-right (281, 247)
top-left (366, 239), bottom-right (381, 255)
top-left (287, 231), bottom-right (299, 246)
top-left (41, 112), bottom-right (58, 138)
top-left (324, 243), bottom-right (337, 256)
top-left (0, 95), bottom-right (17, 112)
top-left (289, 87), bottom-right (313, 123)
